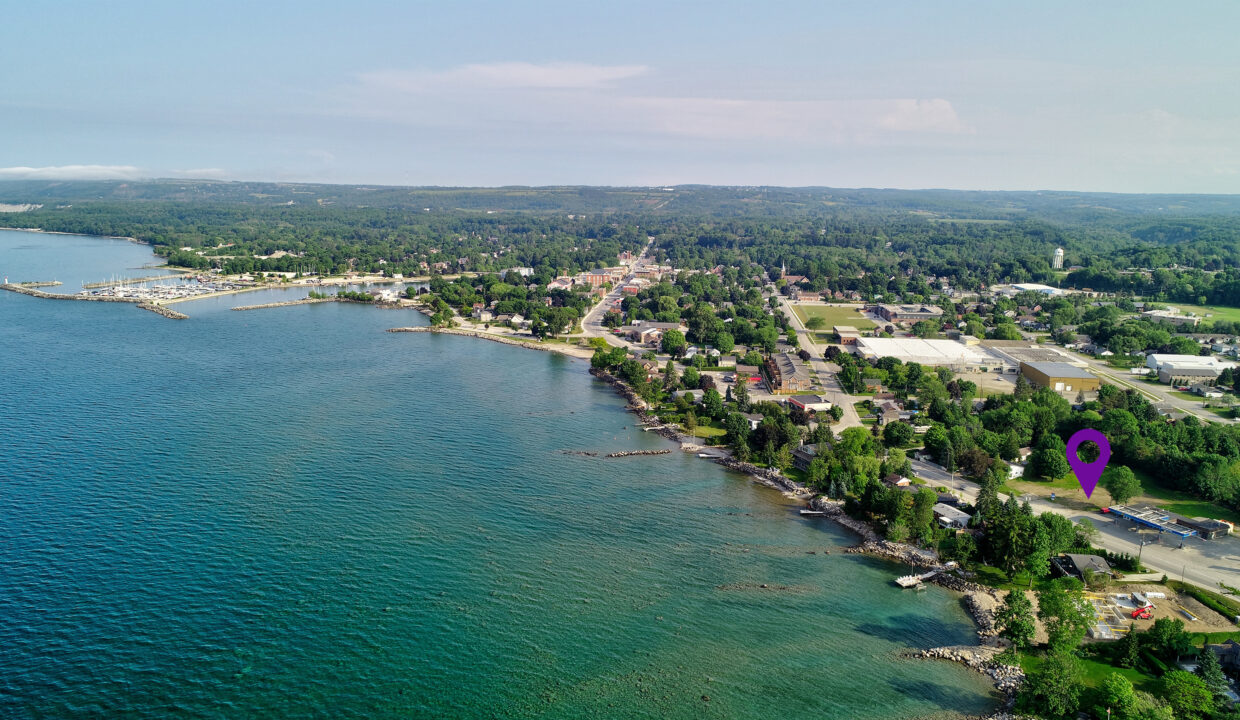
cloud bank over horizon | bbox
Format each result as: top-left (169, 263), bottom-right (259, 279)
top-left (1, 2), bottom-right (1237, 192)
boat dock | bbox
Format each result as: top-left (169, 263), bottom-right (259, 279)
top-left (895, 561), bottom-right (959, 588)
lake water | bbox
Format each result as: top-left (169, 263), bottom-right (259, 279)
top-left (0, 229), bottom-right (997, 718)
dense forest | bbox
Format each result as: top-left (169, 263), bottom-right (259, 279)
top-left (3, 180), bottom-right (1240, 302)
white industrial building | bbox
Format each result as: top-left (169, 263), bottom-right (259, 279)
top-left (1145, 354), bottom-right (1222, 372)
top-left (854, 337), bottom-right (1004, 368)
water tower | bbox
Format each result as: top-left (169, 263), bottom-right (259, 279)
top-left (1052, 247), bottom-right (1064, 270)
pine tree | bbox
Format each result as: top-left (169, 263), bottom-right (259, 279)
top-left (734, 377), bottom-right (750, 412)
top-left (1195, 644), bottom-right (1229, 700)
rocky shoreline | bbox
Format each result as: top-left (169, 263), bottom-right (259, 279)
top-left (232, 297), bottom-right (336, 311)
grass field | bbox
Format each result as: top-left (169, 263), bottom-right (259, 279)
top-left (791, 304), bottom-right (876, 330)
top-left (1006, 467), bottom-right (1240, 525)
top-left (1160, 302), bottom-right (1240, 325)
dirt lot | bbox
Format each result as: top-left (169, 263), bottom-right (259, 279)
top-left (1018, 583), bottom-right (1232, 645)
top-left (955, 369), bottom-right (1017, 395)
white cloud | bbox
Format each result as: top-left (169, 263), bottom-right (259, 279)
top-left (0, 165), bottom-right (144, 180)
top-left (618, 96), bottom-right (972, 142)
top-left (360, 61), bottom-right (650, 92)
top-left (171, 168), bottom-right (229, 179)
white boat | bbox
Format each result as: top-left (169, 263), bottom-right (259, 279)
top-left (895, 575), bottom-right (922, 588)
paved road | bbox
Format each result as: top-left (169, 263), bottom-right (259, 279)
top-left (578, 239), bottom-right (654, 349)
top-left (1072, 353), bottom-right (1236, 424)
top-left (778, 295), bottom-right (864, 431)
top-left (911, 459), bottom-right (1240, 594)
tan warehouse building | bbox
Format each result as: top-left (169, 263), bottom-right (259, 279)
top-left (1019, 361), bottom-right (1100, 393)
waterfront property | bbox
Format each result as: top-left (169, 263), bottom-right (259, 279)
top-left (1050, 553), bottom-right (1113, 581)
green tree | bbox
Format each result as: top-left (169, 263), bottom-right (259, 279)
top-left (663, 360), bottom-right (679, 390)
top-left (714, 331), bottom-right (734, 355)
top-left (1147, 617), bottom-right (1192, 661)
top-left (1026, 523), bottom-right (1052, 587)
top-left (910, 489), bottom-right (937, 541)
top-left (1099, 672), bottom-right (1138, 720)
top-left (702, 388), bottom-right (724, 420)
top-left (1019, 651), bottom-right (1082, 718)
top-left (1102, 465), bottom-right (1142, 505)
top-left (684, 410), bottom-right (698, 435)
top-left (773, 444), bottom-right (793, 472)
top-left (1160, 670), bottom-right (1214, 720)
top-left (996, 590), bottom-right (1036, 651)
top-left (1033, 446), bottom-right (1070, 480)
top-left (1194, 644), bottom-right (1229, 701)
top-left (724, 412), bottom-right (750, 451)
top-left (734, 377), bottom-right (751, 412)
top-left (1116, 623), bottom-right (1140, 668)
top-left (683, 366), bottom-right (701, 390)
top-left (661, 328), bottom-right (687, 358)
top-left (882, 421), bottom-right (914, 447)
top-left (1037, 578), bottom-right (1092, 652)
top-left (805, 316), bottom-right (826, 330)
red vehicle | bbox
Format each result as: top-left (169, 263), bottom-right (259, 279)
top-left (1132, 606), bottom-right (1153, 619)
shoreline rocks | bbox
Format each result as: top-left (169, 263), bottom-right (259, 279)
top-left (605, 449), bottom-right (672, 458)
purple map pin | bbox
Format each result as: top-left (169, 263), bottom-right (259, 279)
top-left (1066, 428), bottom-right (1111, 498)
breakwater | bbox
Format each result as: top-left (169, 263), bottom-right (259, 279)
top-left (137, 303), bottom-right (188, 320)
top-left (2, 283), bottom-right (139, 303)
top-left (605, 449), bottom-right (671, 458)
top-left (233, 297), bottom-right (336, 311)
top-left (2, 283), bottom-right (187, 320)
top-left (14, 280), bottom-right (61, 288)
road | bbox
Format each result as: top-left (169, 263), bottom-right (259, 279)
top-left (911, 459), bottom-right (1240, 594)
top-left (778, 294), bottom-right (864, 431)
top-left (578, 238), bottom-right (654, 349)
top-left (1072, 352), bottom-right (1236, 424)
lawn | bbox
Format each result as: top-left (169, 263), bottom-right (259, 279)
top-left (1160, 302), bottom-right (1240, 325)
top-left (791, 303), bottom-right (876, 330)
top-left (1018, 652), bottom-right (1160, 694)
top-left (1006, 467), bottom-right (1240, 525)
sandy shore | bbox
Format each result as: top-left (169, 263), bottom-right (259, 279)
top-left (387, 326), bottom-right (597, 360)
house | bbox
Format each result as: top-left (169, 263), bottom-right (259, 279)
top-left (933, 503), bottom-right (972, 529)
top-left (742, 413), bottom-right (765, 431)
top-left (787, 395), bottom-right (833, 413)
top-left (792, 444), bottom-right (823, 471)
top-left (882, 473), bottom-right (911, 487)
top-left (472, 309), bottom-right (493, 323)
top-left (878, 406), bottom-right (902, 425)
top-left (1050, 553), bottom-right (1113, 581)
top-left (1206, 639), bottom-right (1240, 671)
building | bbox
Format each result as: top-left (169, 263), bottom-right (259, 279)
top-left (933, 503), bottom-right (972, 529)
top-left (742, 413), bottom-right (765, 431)
top-left (1019, 361), bottom-right (1100, 393)
top-left (792, 444), bottom-right (823, 471)
top-left (1158, 364), bottom-right (1221, 386)
top-left (1142, 309), bottom-right (1200, 328)
top-left (764, 353), bottom-right (812, 393)
top-left (834, 325), bottom-right (861, 345)
top-left (787, 395), bottom-right (832, 412)
top-left (1003, 283), bottom-right (1065, 297)
top-left (854, 337), bottom-right (1000, 368)
top-left (1206, 639), bottom-right (1240, 671)
top-left (875, 304), bottom-right (944, 323)
top-left (1052, 247), bottom-right (1064, 270)
top-left (1051, 553), bottom-right (1113, 581)
top-left (1173, 516), bottom-right (1232, 540)
top-left (882, 474), bottom-right (911, 487)
top-left (1145, 354), bottom-right (1221, 372)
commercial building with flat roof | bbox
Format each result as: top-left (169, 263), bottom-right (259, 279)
top-left (1020, 361), bottom-right (1100, 392)
top-left (1145, 354), bottom-right (1221, 371)
top-left (874, 304), bottom-right (944, 323)
top-left (854, 337), bottom-right (1000, 368)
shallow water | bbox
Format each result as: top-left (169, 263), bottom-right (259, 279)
top-left (0, 230), bottom-right (997, 718)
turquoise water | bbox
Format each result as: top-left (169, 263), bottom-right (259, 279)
top-left (0, 230), bottom-right (997, 719)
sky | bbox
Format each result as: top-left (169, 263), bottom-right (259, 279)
top-left (1, 1), bottom-right (1238, 192)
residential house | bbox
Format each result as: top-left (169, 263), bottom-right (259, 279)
top-left (742, 413), bottom-right (765, 431)
top-left (933, 503), bottom-right (972, 529)
top-left (792, 443), bottom-right (823, 472)
top-left (882, 473), bottom-right (912, 487)
top-left (1050, 553), bottom-right (1113, 581)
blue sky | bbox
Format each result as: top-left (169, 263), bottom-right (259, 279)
top-left (2, 1), bottom-right (1238, 191)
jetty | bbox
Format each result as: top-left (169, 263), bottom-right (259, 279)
top-left (895, 561), bottom-right (959, 588)
top-left (232, 297), bottom-right (335, 311)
